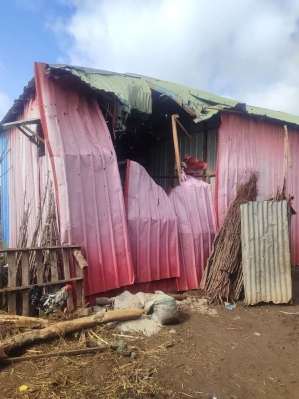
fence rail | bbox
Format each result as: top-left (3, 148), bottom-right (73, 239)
top-left (0, 245), bottom-right (87, 316)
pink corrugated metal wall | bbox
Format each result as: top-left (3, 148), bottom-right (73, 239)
top-left (8, 96), bottom-right (51, 247)
top-left (169, 175), bottom-right (217, 290)
top-left (216, 113), bottom-right (299, 264)
top-left (124, 160), bottom-right (180, 283)
top-left (35, 63), bottom-right (135, 297)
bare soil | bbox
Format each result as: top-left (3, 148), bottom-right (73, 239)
top-left (1, 272), bottom-right (299, 399)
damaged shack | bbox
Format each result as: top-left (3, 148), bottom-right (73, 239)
top-left (0, 62), bottom-right (298, 305)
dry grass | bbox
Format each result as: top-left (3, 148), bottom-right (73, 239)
top-left (0, 313), bottom-right (174, 399)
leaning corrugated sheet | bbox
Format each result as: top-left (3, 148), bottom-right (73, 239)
top-left (169, 175), bottom-right (217, 291)
top-left (216, 112), bottom-right (299, 265)
top-left (35, 63), bottom-right (135, 297)
top-left (241, 201), bottom-right (292, 305)
top-left (124, 160), bottom-right (180, 283)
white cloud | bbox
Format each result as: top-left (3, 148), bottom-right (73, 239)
top-left (0, 90), bottom-right (12, 121)
top-left (52, 0), bottom-right (299, 115)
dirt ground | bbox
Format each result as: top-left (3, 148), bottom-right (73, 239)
top-left (1, 271), bottom-right (299, 399)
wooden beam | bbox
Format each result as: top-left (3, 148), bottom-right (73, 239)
top-left (2, 118), bottom-right (40, 131)
top-left (0, 277), bottom-right (83, 293)
top-left (21, 125), bottom-right (45, 144)
top-left (17, 126), bottom-right (37, 145)
top-left (0, 245), bottom-right (81, 253)
top-left (176, 119), bottom-right (195, 143)
top-left (171, 114), bottom-right (182, 184)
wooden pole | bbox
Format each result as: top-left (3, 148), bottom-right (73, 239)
top-left (171, 114), bottom-right (182, 184)
top-left (0, 308), bottom-right (144, 359)
top-left (0, 346), bottom-right (110, 365)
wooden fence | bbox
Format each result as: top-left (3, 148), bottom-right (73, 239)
top-left (0, 245), bottom-right (88, 316)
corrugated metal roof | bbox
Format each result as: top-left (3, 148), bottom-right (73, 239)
top-left (46, 64), bottom-right (299, 127)
top-left (47, 64), bottom-right (152, 116)
top-left (241, 200), bottom-right (292, 305)
top-left (2, 64), bottom-right (299, 129)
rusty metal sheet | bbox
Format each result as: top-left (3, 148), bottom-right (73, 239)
top-left (241, 200), bottom-right (292, 305)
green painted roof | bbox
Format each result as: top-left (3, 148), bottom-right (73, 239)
top-left (2, 64), bottom-right (299, 128)
top-left (47, 64), bottom-right (299, 127)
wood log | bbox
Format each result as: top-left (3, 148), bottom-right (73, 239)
top-left (0, 308), bottom-right (143, 359)
top-left (0, 315), bottom-right (49, 328)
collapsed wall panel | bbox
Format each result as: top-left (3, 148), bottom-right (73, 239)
top-left (35, 63), bottom-right (134, 297)
top-left (124, 160), bottom-right (180, 283)
top-left (168, 175), bottom-right (217, 290)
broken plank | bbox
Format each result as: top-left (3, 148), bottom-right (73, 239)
top-left (7, 252), bottom-right (16, 315)
top-left (21, 251), bottom-right (30, 316)
top-left (73, 249), bottom-right (88, 269)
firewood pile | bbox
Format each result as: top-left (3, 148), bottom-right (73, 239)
top-left (200, 171), bottom-right (258, 303)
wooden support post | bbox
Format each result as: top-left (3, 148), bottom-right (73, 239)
top-left (7, 253), bottom-right (16, 314)
top-left (21, 251), bottom-right (30, 316)
top-left (35, 250), bottom-right (44, 317)
top-left (49, 249), bottom-right (59, 293)
top-left (62, 249), bottom-right (74, 312)
top-left (171, 114), bottom-right (182, 184)
top-left (75, 258), bottom-right (84, 308)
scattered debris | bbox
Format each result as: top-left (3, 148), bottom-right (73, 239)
top-left (19, 384), bottom-right (29, 392)
top-left (225, 302), bottom-right (236, 310)
top-left (177, 296), bottom-right (218, 317)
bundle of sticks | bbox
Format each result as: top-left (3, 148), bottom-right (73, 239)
top-left (200, 171), bottom-right (258, 303)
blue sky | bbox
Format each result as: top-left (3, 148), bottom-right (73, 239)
top-left (1, 0), bottom-right (299, 119)
top-left (0, 1), bottom-right (72, 101)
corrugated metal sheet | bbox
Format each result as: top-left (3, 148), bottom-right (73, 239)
top-left (47, 64), bottom-right (152, 117)
top-left (146, 139), bottom-right (171, 192)
top-left (241, 201), bottom-right (292, 305)
top-left (44, 64), bottom-right (299, 128)
top-left (0, 130), bottom-right (9, 246)
top-left (5, 96), bottom-right (51, 248)
top-left (125, 160), bottom-right (180, 283)
top-left (216, 112), bottom-right (299, 265)
top-left (35, 62), bottom-right (135, 297)
top-left (168, 175), bottom-right (217, 290)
